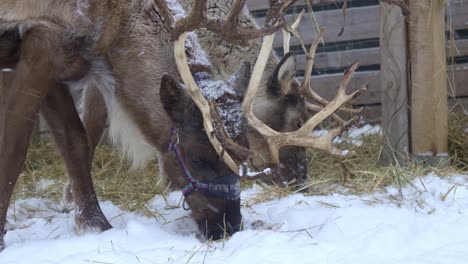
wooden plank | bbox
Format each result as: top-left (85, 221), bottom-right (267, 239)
top-left (256, 5), bottom-right (380, 46)
top-left (449, 39), bottom-right (468, 58)
top-left (247, 0), bottom-right (346, 11)
top-left (380, 2), bottom-right (409, 165)
top-left (301, 71), bottom-right (381, 105)
top-left (292, 39), bottom-right (467, 73)
top-left (295, 47), bottom-right (380, 71)
top-left (352, 97), bottom-right (468, 124)
top-left (302, 64), bottom-right (468, 106)
top-left (448, 63), bottom-right (468, 97)
top-left (450, 1), bottom-right (468, 30)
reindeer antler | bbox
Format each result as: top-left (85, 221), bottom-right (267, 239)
top-left (243, 26), bottom-right (365, 164)
top-left (156, 0), bottom-right (290, 46)
top-left (155, 0), bottom-right (295, 173)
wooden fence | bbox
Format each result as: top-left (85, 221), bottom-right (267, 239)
top-left (248, 0), bottom-right (468, 122)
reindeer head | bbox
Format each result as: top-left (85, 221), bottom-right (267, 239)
top-left (159, 65), bottom-right (251, 239)
top-left (259, 52), bottom-right (309, 183)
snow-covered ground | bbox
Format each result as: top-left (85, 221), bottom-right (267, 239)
top-left (1, 173), bottom-right (468, 264)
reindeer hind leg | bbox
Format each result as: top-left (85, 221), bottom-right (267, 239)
top-left (0, 25), bottom-right (61, 251)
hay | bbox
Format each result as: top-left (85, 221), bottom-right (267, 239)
top-left (448, 104), bottom-right (468, 170)
top-left (16, 140), bottom-right (167, 213)
top-left (14, 110), bottom-right (468, 209)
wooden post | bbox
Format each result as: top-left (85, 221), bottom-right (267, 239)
top-left (380, 2), bottom-right (410, 165)
top-left (408, 0), bottom-right (448, 165)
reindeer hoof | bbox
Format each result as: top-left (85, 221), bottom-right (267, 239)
top-left (75, 207), bottom-right (112, 233)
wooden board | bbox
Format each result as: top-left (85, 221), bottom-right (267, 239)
top-left (299, 71), bottom-right (381, 105)
top-left (448, 63), bottom-right (468, 97)
top-left (449, 39), bottom-right (468, 58)
top-left (302, 63), bottom-right (468, 106)
top-left (350, 97), bottom-right (468, 124)
top-left (295, 47), bottom-right (380, 71)
top-left (256, 5), bottom-right (381, 46)
top-left (247, 0), bottom-right (348, 11)
top-left (380, 2), bottom-right (409, 164)
top-left (290, 39), bottom-right (468, 73)
top-left (449, 1), bottom-right (468, 30)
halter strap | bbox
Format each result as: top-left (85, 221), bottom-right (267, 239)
top-left (168, 128), bottom-right (240, 200)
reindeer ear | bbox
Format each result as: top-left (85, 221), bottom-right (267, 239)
top-left (160, 74), bottom-right (189, 124)
top-left (232, 62), bottom-right (251, 98)
top-left (268, 52), bottom-right (296, 96)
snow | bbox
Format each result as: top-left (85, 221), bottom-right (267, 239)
top-left (313, 124), bottom-right (382, 147)
top-left (347, 124), bottom-right (382, 138)
top-left (239, 165), bottom-right (271, 177)
top-left (417, 152), bottom-right (449, 157)
top-left (2, 173), bottom-right (468, 264)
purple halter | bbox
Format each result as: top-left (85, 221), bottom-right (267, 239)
top-left (167, 128), bottom-right (241, 200)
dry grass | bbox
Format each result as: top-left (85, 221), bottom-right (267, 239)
top-left (14, 109), bottom-right (468, 209)
top-left (448, 103), bottom-right (468, 170)
top-left (16, 139), bottom-right (168, 212)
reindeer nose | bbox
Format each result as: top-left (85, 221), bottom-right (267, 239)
top-left (205, 221), bottom-right (241, 240)
top-left (202, 198), bottom-right (242, 240)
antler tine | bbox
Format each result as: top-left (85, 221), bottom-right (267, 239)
top-left (300, 27), bottom-right (328, 105)
top-left (296, 62), bottom-right (362, 136)
top-left (173, 32), bottom-right (240, 173)
top-left (282, 9), bottom-right (305, 54)
top-left (154, 0), bottom-right (176, 30)
top-left (306, 102), bottom-right (363, 125)
top-left (298, 27), bottom-right (362, 118)
top-left (167, 0), bottom-right (286, 46)
top-left (306, 102), bottom-right (346, 124)
top-left (226, 0), bottom-right (246, 25)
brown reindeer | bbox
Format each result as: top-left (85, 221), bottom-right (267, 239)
top-left (0, 0), bottom-right (293, 251)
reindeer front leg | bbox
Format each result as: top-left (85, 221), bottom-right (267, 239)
top-left (41, 84), bottom-right (112, 232)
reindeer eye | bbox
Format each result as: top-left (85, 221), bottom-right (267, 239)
top-left (191, 156), bottom-right (203, 166)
